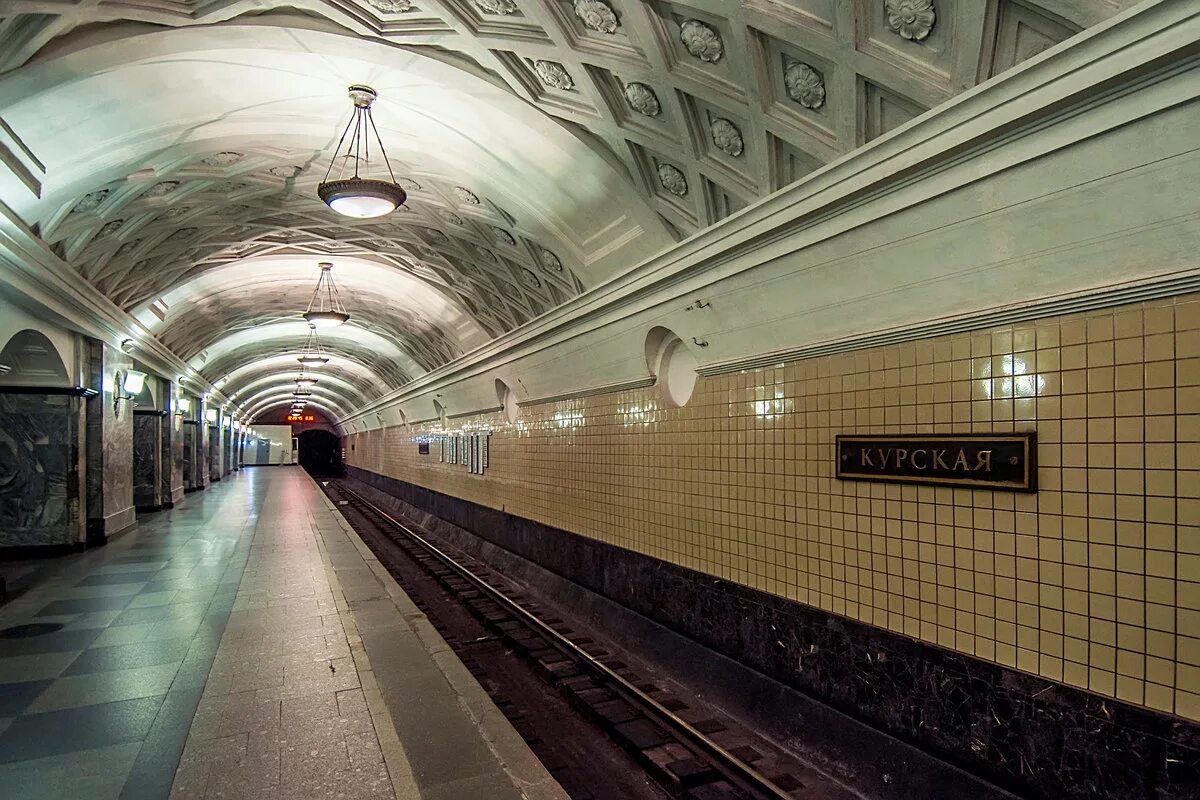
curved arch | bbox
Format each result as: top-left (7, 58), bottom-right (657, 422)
top-left (242, 386), bottom-right (352, 418)
top-left (1, 22), bottom-right (672, 286)
top-left (200, 342), bottom-right (403, 394)
top-left (219, 355), bottom-right (382, 393)
top-left (144, 254), bottom-right (488, 365)
top-left (193, 322), bottom-right (419, 386)
top-left (226, 372), bottom-right (369, 409)
top-left (0, 330), bottom-right (70, 385)
top-left (251, 400), bottom-right (345, 434)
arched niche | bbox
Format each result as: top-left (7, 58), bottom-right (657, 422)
top-left (495, 378), bottom-right (519, 423)
top-left (0, 330), bottom-right (70, 386)
top-left (644, 326), bottom-right (699, 408)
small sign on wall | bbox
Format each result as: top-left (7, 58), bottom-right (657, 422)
top-left (836, 433), bottom-right (1036, 491)
top-left (418, 442), bottom-right (430, 455)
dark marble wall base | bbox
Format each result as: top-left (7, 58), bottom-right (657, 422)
top-left (86, 506), bottom-right (136, 545)
top-left (347, 465), bottom-right (1200, 800)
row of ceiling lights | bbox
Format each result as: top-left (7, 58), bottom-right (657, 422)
top-left (289, 84), bottom-right (392, 417)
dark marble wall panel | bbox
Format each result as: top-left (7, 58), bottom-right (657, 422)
top-left (0, 393), bottom-right (81, 548)
top-left (84, 340), bottom-right (135, 542)
top-left (208, 425), bottom-right (221, 482)
top-left (132, 412), bottom-right (162, 509)
top-left (163, 409), bottom-right (184, 505)
top-left (182, 423), bottom-right (196, 490)
top-left (348, 466), bottom-right (1200, 800)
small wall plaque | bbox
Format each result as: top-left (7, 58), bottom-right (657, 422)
top-left (836, 433), bottom-right (1036, 492)
top-left (418, 442), bottom-right (430, 455)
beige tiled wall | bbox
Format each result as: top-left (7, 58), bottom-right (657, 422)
top-left (347, 294), bottom-right (1200, 721)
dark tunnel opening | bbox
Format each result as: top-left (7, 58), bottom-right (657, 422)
top-left (297, 429), bottom-right (344, 478)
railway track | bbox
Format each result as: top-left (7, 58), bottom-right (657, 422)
top-left (326, 479), bottom-right (859, 800)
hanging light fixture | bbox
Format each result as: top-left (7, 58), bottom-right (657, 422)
top-left (317, 85), bottom-right (407, 218)
top-left (297, 324), bottom-right (329, 366)
top-left (295, 374), bottom-right (318, 387)
top-left (303, 262), bottom-right (350, 327)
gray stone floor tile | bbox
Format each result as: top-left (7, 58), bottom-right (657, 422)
top-left (119, 687), bottom-right (208, 800)
top-left (0, 652), bottom-right (79, 682)
top-left (0, 627), bottom-right (103, 657)
top-left (25, 661), bottom-right (182, 713)
top-left (75, 572), bottom-right (159, 587)
top-left (64, 636), bottom-right (194, 675)
top-left (0, 680), bottom-right (53, 716)
top-left (0, 695), bottom-right (165, 763)
top-left (36, 596), bottom-right (136, 616)
top-left (92, 623), bottom-right (156, 647)
top-left (420, 769), bottom-right (526, 800)
top-left (0, 742), bottom-right (141, 800)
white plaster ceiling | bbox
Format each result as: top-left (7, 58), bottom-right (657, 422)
top-left (0, 0), bottom-right (1132, 419)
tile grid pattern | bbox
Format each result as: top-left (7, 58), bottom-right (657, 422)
top-left (0, 478), bottom-right (257, 798)
top-left (168, 477), bottom-right (406, 800)
top-left (347, 293), bottom-right (1200, 721)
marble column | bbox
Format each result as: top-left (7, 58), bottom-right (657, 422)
top-left (208, 422), bottom-right (221, 482)
top-left (162, 390), bottom-right (185, 506)
top-left (84, 339), bottom-right (135, 544)
top-left (182, 421), bottom-right (198, 491)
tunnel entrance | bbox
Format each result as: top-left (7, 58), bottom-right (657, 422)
top-left (297, 429), bottom-right (343, 478)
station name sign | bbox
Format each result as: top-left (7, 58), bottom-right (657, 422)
top-left (836, 433), bottom-right (1036, 491)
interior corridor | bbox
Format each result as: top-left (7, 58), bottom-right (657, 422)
top-left (0, 468), bottom-right (556, 800)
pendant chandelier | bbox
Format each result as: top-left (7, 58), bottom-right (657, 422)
top-left (317, 84), bottom-right (407, 218)
top-left (297, 324), bottom-right (329, 367)
top-left (295, 374), bottom-right (318, 388)
top-left (303, 262), bottom-right (349, 327)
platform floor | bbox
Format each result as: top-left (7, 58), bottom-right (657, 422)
top-left (0, 467), bottom-right (563, 800)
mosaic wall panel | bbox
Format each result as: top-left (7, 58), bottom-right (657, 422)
top-left (0, 393), bottom-right (79, 547)
top-left (347, 293), bottom-right (1200, 721)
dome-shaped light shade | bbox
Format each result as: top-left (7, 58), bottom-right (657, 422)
top-left (303, 310), bottom-right (350, 327)
top-left (297, 355), bottom-right (329, 366)
top-left (296, 377), bottom-right (318, 387)
top-left (122, 369), bottom-right (148, 395)
top-left (318, 178), bottom-right (406, 219)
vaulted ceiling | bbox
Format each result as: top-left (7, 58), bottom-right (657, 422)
top-left (0, 0), bottom-right (1131, 422)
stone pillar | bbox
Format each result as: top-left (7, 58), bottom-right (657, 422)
top-left (221, 419), bottom-right (232, 477)
top-left (132, 409), bottom-right (164, 511)
top-left (208, 416), bottom-right (222, 483)
top-left (162, 386), bottom-right (185, 507)
top-left (84, 339), bottom-right (135, 544)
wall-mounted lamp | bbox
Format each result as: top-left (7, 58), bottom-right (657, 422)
top-left (206, 408), bottom-right (218, 424)
top-left (176, 397), bottom-right (191, 416)
top-left (120, 338), bottom-right (135, 353)
top-left (114, 369), bottom-right (148, 414)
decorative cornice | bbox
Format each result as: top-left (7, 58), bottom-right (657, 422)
top-left (0, 384), bottom-right (97, 397)
top-left (696, 270), bottom-right (1200, 376)
top-left (519, 377), bottom-right (656, 409)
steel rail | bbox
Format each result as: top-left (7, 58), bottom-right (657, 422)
top-left (336, 482), bottom-right (796, 800)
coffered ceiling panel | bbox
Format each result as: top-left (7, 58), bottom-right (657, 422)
top-left (0, 0), bottom-right (1133, 419)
